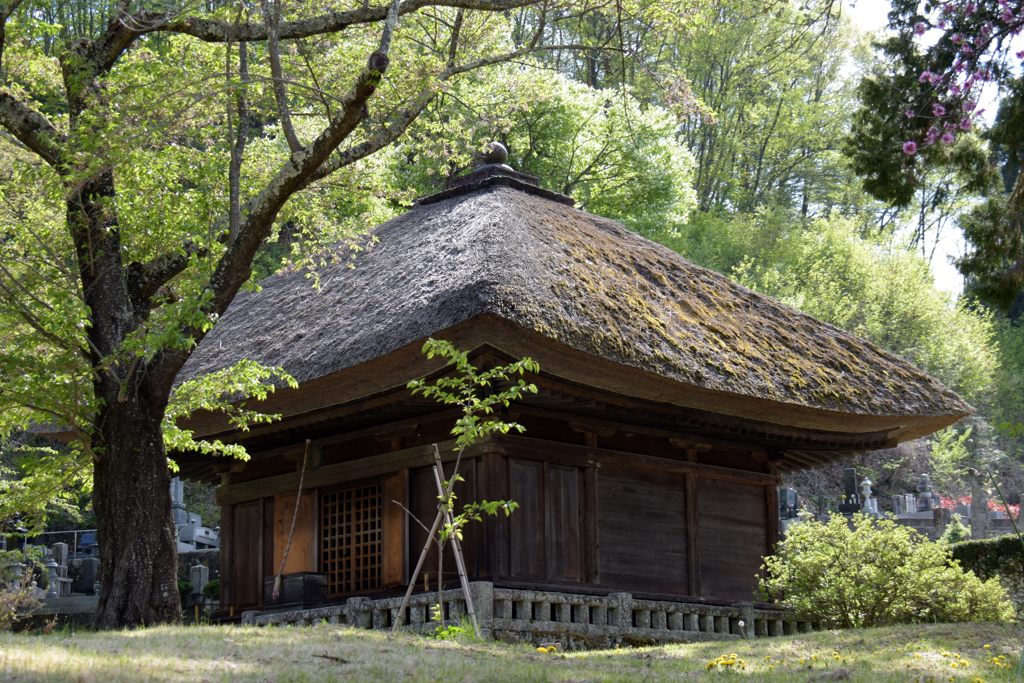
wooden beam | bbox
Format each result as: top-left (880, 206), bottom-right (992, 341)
top-left (519, 404), bottom-right (768, 457)
top-left (496, 436), bottom-right (777, 485)
top-left (216, 439), bottom-right (490, 505)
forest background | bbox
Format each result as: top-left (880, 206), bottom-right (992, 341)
top-left (1, 0), bottom-right (1023, 623)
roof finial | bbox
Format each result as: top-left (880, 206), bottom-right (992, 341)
top-left (420, 137), bottom-right (573, 207)
top-left (482, 141), bottom-right (509, 166)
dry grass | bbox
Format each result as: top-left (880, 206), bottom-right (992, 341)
top-left (0, 621), bottom-right (1021, 682)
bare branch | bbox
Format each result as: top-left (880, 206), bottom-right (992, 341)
top-left (0, 89), bottom-right (65, 168)
top-left (261, 0), bottom-right (301, 153)
top-left (302, 85), bottom-right (440, 188)
top-left (127, 0), bottom-right (539, 43)
top-left (447, 9), bottom-right (464, 67)
top-left (296, 39), bottom-right (334, 120)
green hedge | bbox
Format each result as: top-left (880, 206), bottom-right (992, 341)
top-left (952, 534), bottom-right (1024, 582)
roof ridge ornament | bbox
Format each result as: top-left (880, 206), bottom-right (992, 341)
top-left (417, 141), bottom-right (574, 207)
top-left (445, 141), bottom-right (541, 190)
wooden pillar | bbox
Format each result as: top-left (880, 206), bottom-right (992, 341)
top-left (382, 468), bottom-right (409, 586)
top-left (685, 472), bottom-right (700, 597)
top-left (219, 503), bottom-right (234, 609)
top-left (584, 462), bottom-right (600, 584)
top-left (765, 461), bottom-right (781, 554)
top-left (480, 450), bottom-right (510, 579)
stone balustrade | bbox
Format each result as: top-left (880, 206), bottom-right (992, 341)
top-left (241, 583), bottom-right (812, 648)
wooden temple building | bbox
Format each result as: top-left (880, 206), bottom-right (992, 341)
top-left (175, 149), bottom-right (969, 623)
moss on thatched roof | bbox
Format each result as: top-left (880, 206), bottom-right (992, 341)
top-left (181, 177), bottom-right (968, 425)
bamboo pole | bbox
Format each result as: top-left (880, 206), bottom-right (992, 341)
top-left (431, 451), bottom-right (481, 639)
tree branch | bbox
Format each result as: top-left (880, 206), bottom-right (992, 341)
top-left (126, 242), bottom-right (204, 313)
top-left (126, 0), bottom-right (538, 43)
top-left (206, 0), bottom-right (404, 317)
top-left (0, 89), bottom-right (65, 168)
top-left (261, 0), bottom-right (302, 153)
top-left (303, 7), bottom-right (548, 187)
top-left (229, 40), bottom-right (250, 242)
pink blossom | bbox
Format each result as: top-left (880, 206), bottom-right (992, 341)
top-left (903, 140), bottom-right (918, 155)
top-left (925, 127), bottom-right (941, 145)
top-left (941, 132), bottom-right (955, 144)
top-left (1016, 50), bottom-right (1024, 59)
top-left (950, 84), bottom-right (962, 95)
top-left (932, 103), bottom-right (947, 117)
top-left (914, 21), bottom-right (928, 35)
top-left (959, 118), bottom-right (972, 130)
top-left (919, 70), bottom-right (935, 83)
top-left (904, 109), bottom-right (916, 119)
top-left (951, 33), bottom-right (964, 45)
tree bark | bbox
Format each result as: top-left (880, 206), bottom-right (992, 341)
top-left (66, 170), bottom-right (182, 628)
top-left (92, 395), bottom-right (181, 628)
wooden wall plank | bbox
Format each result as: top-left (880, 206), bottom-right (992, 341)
top-left (273, 491), bottom-right (316, 574)
top-left (597, 466), bottom-right (687, 595)
top-left (697, 478), bottom-right (768, 601)
top-left (480, 451), bottom-right (509, 578)
top-left (261, 497), bottom-right (275, 605)
top-left (408, 459), bottom-right (479, 587)
top-left (231, 500), bottom-right (262, 607)
top-left (508, 458), bottom-right (545, 579)
top-left (544, 464), bottom-right (583, 582)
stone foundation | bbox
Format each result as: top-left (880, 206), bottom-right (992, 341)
top-left (240, 584), bottom-right (811, 648)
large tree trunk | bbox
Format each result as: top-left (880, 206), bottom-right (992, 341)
top-left (67, 170), bottom-right (182, 628)
top-left (92, 395), bottom-right (181, 628)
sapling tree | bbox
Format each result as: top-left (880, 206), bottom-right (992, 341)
top-left (394, 338), bottom-right (537, 635)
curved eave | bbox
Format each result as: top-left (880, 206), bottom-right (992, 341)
top-left (183, 314), bottom-right (969, 450)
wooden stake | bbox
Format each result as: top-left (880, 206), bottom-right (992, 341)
top-left (391, 444), bottom-right (463, 632)
top-left (431, 451), bottom-right (481, 639)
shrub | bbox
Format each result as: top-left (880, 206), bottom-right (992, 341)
top-left (0, 570), bottom-right (40, 631)
top-left (951, 533), bottom-right (1024, 580)
top-left (202, 578), bottom-right (220, 601)
top-left (759, 513), bottom-right (1015, 628)
top-left (939, 514), bottom-right (972, 545)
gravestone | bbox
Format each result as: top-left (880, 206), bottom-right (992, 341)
top-left (838, 467), bottom-right (861, 515)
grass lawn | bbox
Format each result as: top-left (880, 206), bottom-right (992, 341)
top-left (0, 621), bottom-right (1021, 682)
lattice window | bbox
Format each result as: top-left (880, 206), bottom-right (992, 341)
top-left (320, 483), bottom-right (383, 595)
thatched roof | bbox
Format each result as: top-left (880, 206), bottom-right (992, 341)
top-left (181, 171), bottom-right (968, 435)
